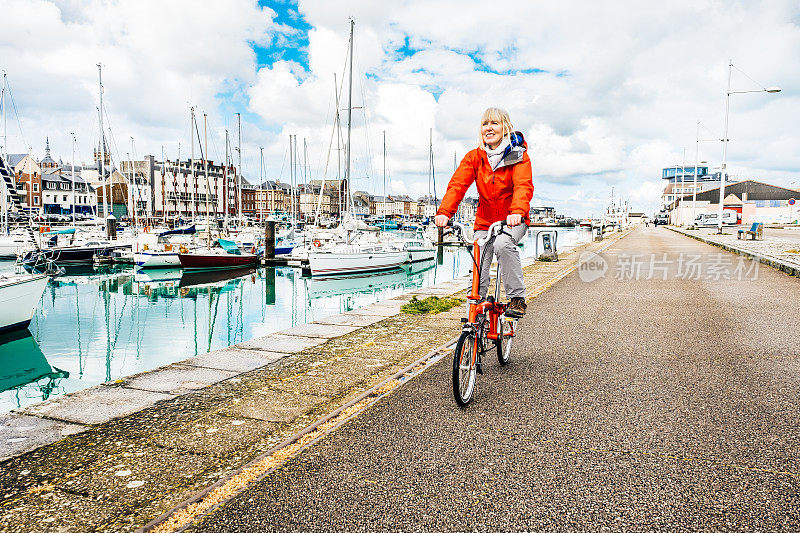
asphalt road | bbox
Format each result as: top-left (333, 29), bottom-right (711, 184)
top-left (196, 227), bottom-right (800, 531)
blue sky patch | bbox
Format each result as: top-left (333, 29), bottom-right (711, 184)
top-left (254, 0), bottom-right (312, 70)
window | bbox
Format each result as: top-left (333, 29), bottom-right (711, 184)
top-left (34, 197), bottom-right (40, 205)
top-left (33, 183), bottom-right (39, 192)
top-left (63, 195), bottom-right (68, 202)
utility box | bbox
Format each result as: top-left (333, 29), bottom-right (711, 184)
top-left (536, 230), bottom-right (558, 262)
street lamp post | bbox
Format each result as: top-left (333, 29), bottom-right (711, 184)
top-left (717, 59), bottom-right (781, 233)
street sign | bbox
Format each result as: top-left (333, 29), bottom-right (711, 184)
top-left (790, 198), bottom-right (796, 205)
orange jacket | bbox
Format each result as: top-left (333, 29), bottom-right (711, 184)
top-left (437, 140), bottom-right (533, 231)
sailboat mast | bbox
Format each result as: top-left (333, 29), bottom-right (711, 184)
top-left (345, 18), bottom-right (354, 216)
top-left (190, 106), bottom-right (196, 222)
top-left (203, 113), bottom-right (210, 247)
top-left (2, 72), bottom-right (6, 162)
top-left (71, 132), bottom-right (76, 224)
top-left (161, 145), bottom-right (166, 223)
top-left (260, 146), bottom-right (264, 224)
top-left (224, 129), bottom-right (229, 229)
top-left (236, 113), bottom-right (242, 225)
top-left (383, 130), bottom-right (386, 224)
top-left (176, 143), bottom-right (181, 219)
top-left (129, 137), bottom-right (135, 226)
top-left (98, 63), bottom-right (108, 219)
top-left (334, 73), bottom-right (342, 215)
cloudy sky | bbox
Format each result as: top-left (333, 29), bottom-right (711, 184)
top-left (1, 0), bottom-right (798, 217)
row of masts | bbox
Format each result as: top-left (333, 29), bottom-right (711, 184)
top-left (4, 19), bottom-right (441, 233)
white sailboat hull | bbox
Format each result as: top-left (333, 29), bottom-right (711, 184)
top-left (134, 251), bottom-right (181, 268)
top-left (308, 250), bottom-right (407, 276)
top-left (0, 274), bottom-right (48, 332)
top-left (0, 235), bottom-right (30, 259)
top-left (406, 247), bottom-right (436, 263)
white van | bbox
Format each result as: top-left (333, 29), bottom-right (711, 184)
top-left (695, 210), bottom-right (738, 226)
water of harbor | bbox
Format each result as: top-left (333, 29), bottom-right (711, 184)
top-left (0, 227), bottom-right (588, 414)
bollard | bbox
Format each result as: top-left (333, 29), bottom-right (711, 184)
top-left (106, 214), bottom-right (117, 240)
top-left (264, 220), bottom-right (275, 259)
top-left (264, 267), bottom-right (276, 305)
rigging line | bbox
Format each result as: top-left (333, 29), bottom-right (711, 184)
top-left (6, 78), bottom-right (29, 151)
top-left (355, 51), bottom-right (376, 190)
top-left (731, 63), bottom-right (768, 90)
top-left (193, 117), bottom-right (205, 161)
top-left (101, 101), bottom-right (123, 169)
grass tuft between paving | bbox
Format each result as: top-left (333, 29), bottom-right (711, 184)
top-left (400, 296), bottom-right (464, 315)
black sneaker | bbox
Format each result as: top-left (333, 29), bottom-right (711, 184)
top-left (506, 297), bottom-right (527, 318)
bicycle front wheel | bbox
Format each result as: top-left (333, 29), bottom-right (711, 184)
top-left (452, 331), bottom-right (477, 406)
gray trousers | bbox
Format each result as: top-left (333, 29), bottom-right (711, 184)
top-left (473, 223), bottom-right (528, 299)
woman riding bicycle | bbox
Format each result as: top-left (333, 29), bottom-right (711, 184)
top-left (435, 107), bottom-right (533, 318)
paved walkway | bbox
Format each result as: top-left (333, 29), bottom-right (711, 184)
top-left (194, 226), bottom-right (800, 531)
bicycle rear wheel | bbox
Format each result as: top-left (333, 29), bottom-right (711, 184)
top-left (496, 316), bottom-right (513, 366)
top-left (452, 331), bottom-right (477, 406)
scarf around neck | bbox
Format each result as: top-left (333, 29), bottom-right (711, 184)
top-left (484, 137), bottom-right (510, 171)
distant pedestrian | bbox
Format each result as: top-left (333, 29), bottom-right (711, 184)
top-left (435, 107), bottom-right (534, 317)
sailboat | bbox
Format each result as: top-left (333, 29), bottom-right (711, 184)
top-left (174, 114), bottom-right (257, 270)
top-left (307, 19), bottom-right (408, 276)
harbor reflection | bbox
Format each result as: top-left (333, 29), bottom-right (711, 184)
top-left (1, 227), bottom-right (587, 414)
top-left (0, 329), bottom-right (69, 409)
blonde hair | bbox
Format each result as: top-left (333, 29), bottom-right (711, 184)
top-left (479, 107), bottom-right (514, 147)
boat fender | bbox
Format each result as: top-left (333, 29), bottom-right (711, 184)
top-left (179, 245), bottom-right (188, 254)
top-left (143, 244), bottom-right (149, 251)
top-left (313, 240), bottom-right (322, 247)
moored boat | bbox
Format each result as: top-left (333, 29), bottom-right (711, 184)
top-left (0, 272), bottom-right (49, 333)
top-left (178, 239), bottom-right (258, 271)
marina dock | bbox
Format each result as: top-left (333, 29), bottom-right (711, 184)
top-left (2, 226), bottom-right (799, 531)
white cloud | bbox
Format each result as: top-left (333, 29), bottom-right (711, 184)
top-left (2, 0), bottom-right (799, 217)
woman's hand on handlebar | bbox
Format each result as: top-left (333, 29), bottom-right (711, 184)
top-left (435, 215), bottom-right (449, 227)
top-left (506, 214), bottom-right (522, 227)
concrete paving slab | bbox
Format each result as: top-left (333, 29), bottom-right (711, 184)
top-left (0, 489), bottom-right (126, 532)
top-left (19, 385), bottom-right (174, 425)
top-left (55, 444), bottom-right (218, 509)
top-left (313, 313), bottom-right (387, 327)
top-left (345, 300), bottom-right (404, 317)
top-left (270, 357), bottom-right (389, 397)
top-left (279, 322), bottom-right (359, 339)
top-left (152, 413), bottom-right (276, 457)
top-left (220, 387), bottom-right (329, 423)
top-left (409, 287), bottom-right (462, 296)
top-left (183, 347), bottom-right (289, 373)
top-left (0, 414), bottom-right (85, 461)
top-left (238, 334), bottom-right (328, 353)
top-left (123, 364), bottom-right (238, 395)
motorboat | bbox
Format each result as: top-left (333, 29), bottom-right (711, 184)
top-left (0, 272), bottom-right (48, 333)
top-left (390, 230), bottom-right (436, 263)
top-left (133, 226), bottom-right (197, 268)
